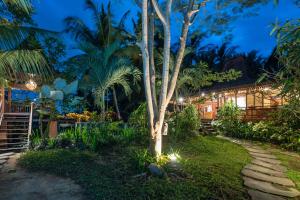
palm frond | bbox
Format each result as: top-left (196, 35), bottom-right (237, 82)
top-left (0, 24), bottom-right (57, 50)
top-left (64, 16), bottom-right (95, 43)
top-left (1, 0), bottom-right (32, 14)
top-left (0, 50), bottom-right (52, 80)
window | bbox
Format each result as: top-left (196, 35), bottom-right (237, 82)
top-left (236, 96), bottom-right (246, 109)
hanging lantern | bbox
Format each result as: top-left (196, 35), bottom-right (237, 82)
top-left (25, 79), bottom-right (37, 90)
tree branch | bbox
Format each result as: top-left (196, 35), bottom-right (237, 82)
top-left (166, 0), bottom-right (194, 104)
top-left (151, 0), bottom-right (167, 25)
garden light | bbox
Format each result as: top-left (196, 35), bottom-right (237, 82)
top-left (168, 153), bottom-right (181, 162)
top-left (178, 97), bottom-right (184, 103)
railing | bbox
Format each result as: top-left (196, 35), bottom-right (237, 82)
top-left (27, 102), bottom-right (34, 149)
top-left (6, 100), bottom-right (31, 113)
top-left (215, 106), bottom-right (280, 121)
top-left (0, 100), bottom-right (3, 126)
top-left (242, 106), bottom-right (279, 121)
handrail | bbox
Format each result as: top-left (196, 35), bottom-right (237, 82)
top-left (27, 102), bottom-right (34, 149)
top-left (0, 101), bottom-right (3, 126)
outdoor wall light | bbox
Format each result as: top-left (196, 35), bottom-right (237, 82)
top-left (25, 79), bottom-right (37, 91)
top-left (263, 87), bottom-right (270, 91)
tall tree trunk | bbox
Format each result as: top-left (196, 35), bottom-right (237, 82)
top-left (140, 0), bottom-right (199, 157)
top-left (112, 87), bottom-right (122, 120)
top-left (140, 0), bottom-right (156, 155)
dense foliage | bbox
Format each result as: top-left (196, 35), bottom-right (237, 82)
top-left (169, 105), bottom-right (201, 139)
top-left (214, 102), bottom-right (300, 151)
top-left (32, 121), bottom-right (146, 152)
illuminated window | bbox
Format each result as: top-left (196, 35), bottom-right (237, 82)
top-left (236, 96), bottom-right (246, 109)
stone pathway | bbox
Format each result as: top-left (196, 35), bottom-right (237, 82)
top-left (218, 136), bottom-right (300, 200)
top-left (0, 152), bottom-right (86, 200)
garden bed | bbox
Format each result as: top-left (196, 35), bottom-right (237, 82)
top-left (19, 136), bottom-right (250, 200)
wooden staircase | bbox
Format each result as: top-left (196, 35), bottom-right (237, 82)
top-left (0, 113), bottom-right (31, 152)
top-left (201, 119), bottom-right (216, 135)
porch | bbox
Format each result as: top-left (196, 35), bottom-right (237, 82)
top-left (194, 84), bottom-right (285, 121)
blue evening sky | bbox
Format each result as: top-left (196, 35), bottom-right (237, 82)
top-left (32, 0), bottom-right (299, 58)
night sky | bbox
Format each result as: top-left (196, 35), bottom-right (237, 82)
top-left (32, 0), bottom-right (299, 58)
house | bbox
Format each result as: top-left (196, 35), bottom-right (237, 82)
top-left (191, 56), bottom-right (284, 121)
top-left (192, 83), bottom-right (285, 121)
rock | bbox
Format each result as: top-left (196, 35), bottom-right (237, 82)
top-left (148, 163), bottom-right (164, 177)
top-left (245, 147), bottom-right (269, 154)
top-left (249, 152), bottom-right (277, 159)
top-left (255, 157), bottom-right (281, 165)
top-left (242, 169), bottom-right (295, 187)
top-left (245, 164), bottom-right (286, 178)
top-left (243, 177), bottom-right (300, 198)
top-left (251, 159), bottom-right (286, 172)
top-left (248, 189), bottom-right (287, 200)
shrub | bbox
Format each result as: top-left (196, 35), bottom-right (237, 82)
top-left (128, 148), bottom-right (155, 172)
top-left (35, 121), bottom-right (148, 152)
top-left (171, 104), bottom-right (200, 139)
top-left (128, 103), bottom-right (148, 143)
top-left (214, 102), bottom-right (242, 136)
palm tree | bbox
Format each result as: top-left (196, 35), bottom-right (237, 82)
top-left (66, 41), bottom-right (141, 118)
top-left (0, 0), bottom-right (53, 85)
top-left (64, 0), bottom-right (133, 119)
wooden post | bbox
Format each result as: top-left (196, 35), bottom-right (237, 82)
top-left (7, 87), bottom-right (11, 113)
top-left (245, 91), bottom-right (248, 109)
top-left (0, 87), bottom-right (4, 113)
top-left (234, 91), bottom-right (237, 107)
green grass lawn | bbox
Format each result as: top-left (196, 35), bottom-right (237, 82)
top-left (259, 143), bottom-right (300, 191)
top-left (18, 136), bottom-right (251, 200)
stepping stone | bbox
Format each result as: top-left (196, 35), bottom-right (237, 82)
top-left (242, 169), bottom-right (295, 187)
top-left (243, 177), bottom-right (300, 198)
top-left (256, 157), bottom-right (281, 165)
top-left (249, 152), bottom-right (277, 159)
top-left (252, 159), bottom-right (286, 172)
top-left (245, 164), bottom-right (286, 178)
top-left (245, 147), bottom-right (269, 154)
top-left (248, 189), bottom-right (287, 200)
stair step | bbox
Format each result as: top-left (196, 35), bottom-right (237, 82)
top-left (0, 147), bottom-right (27, 151)
top-left (4, 112), bottom-right (30, 115)
top-left (0, 132), bottom-right (28, 135)
top-left (0, 142), bottom-right (27, 146)
top-left (0, 137), bottom-right (27, 140)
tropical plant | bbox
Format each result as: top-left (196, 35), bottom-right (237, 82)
top-left (64, 0), bottom-right (135, 119)
top-left (0, 0), bottom-right (53, 84)
top-left (66, 41), bottom-right (141, 117)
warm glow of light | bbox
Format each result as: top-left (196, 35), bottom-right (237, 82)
top-left (168, 153), bottom-right (180, 162)
top-left (263, 87), bottom-right (270, 91)
top-left (25, 79), bottom-right (37, 90)
top-left (178, 97), bottom-right (184, 103)
top-left (237, 96), bottom-right (246, 109)
top-left (201, 92), bottom-right (205, 97)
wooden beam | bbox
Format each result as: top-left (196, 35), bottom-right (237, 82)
top-left (7, 88), bottom-right (12, 112)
